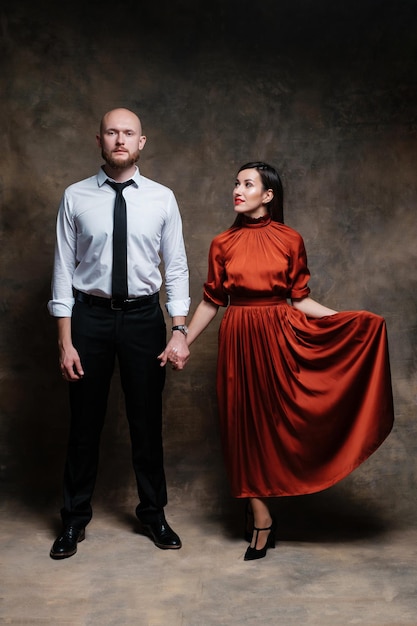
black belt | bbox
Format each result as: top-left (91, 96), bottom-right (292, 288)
top-left (75, 291), bottom-right (159, 311)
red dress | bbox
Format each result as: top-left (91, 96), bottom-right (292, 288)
top-left (203, 215), bottom-right (394, 498)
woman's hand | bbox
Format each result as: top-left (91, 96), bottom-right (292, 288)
top-left (158, 334), bottom-right (190, 370)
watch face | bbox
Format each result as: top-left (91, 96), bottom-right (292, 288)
top-left (173, 325), bottom-right (188, 335)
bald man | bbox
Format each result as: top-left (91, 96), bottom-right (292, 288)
top-left (48, 109), bottom-right (190, 559)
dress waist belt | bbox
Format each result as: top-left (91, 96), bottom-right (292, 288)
top-left (229, 296), bottom-right (287, 306)
top-left (75, 290), bottom-right (159, 311)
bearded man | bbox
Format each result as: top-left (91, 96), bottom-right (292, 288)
top-left (48, 108), bottom-right (190, 559)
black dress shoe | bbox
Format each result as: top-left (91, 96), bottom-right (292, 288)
top-left (50, 526), bottom-right (85, 560)
top-left (244, 517), bottom-right (277, 561)
top-left (140, 515), bottom-right (182, 550)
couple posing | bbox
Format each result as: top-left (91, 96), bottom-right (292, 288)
top-left (48, 108), bottom-right (394, 562)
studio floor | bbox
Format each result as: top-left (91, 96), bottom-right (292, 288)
top-left (1, 495), bottom-right (416, 626)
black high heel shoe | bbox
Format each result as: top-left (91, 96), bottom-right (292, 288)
top-left (244, 500), bottom-right (254, 542)
top-left (244, 517), bottom-right (277, 561)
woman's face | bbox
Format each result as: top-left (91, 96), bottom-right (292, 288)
top-left (233, 169), bottom-right (273, 218)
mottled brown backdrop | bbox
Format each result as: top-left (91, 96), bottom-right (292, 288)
top-left (1, 0), bottom-right (416, 530)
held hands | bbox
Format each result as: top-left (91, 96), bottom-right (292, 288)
top-left (59, 337), bottom-right (190, 377)
top-left (158, 335), bottom-right (190, 370)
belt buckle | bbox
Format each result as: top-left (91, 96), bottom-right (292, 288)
top-left (110, 299), bottom-right (124, 310)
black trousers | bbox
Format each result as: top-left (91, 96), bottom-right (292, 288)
top-left (61, 295), bottom-right (167, 529)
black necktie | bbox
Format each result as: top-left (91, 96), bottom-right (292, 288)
top-left (106, 179), bottom-right (134, 300)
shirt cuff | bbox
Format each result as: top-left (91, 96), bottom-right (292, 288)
top-left (165, 297), bottom-right (191, 318)
top-left (47, 298), bottom-right (75, 317)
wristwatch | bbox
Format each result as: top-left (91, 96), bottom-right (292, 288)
top-left (171, 325), bottom-right (188, 336)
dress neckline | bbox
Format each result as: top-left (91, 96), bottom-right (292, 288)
top-left (242, 214), bottom-right (272, 228)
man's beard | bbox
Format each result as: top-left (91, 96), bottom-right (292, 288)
top-left (102, 149), bottom-right (140, 170)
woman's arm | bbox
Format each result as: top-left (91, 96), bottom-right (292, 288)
top-left (158, 299), bottom-right (219, 370)
top-left (291, 296), bottom-right (338, 318)
top-left (187, 299), bottom-right (219, 346)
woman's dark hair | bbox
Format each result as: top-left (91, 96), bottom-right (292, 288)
top-left (232, 161), bottom-right (284, 226)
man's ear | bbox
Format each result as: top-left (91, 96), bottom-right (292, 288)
top-left (96, 133), bottom-right (102, 148)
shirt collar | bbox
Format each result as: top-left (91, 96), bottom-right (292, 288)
top-left (97, 165), bottom-right (141, 188)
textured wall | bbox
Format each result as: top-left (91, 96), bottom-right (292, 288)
top-left (1, 0), bottom-right (416, 525)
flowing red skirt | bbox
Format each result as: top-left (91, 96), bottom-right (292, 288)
top-left (216, 300), bottom-right (394, 498)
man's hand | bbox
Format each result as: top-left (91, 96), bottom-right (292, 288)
top-left (59, 343), bottom-right (84, 381)
top-left (57, 317), bottom-right (84, 381)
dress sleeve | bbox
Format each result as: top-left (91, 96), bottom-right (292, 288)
top-left (203, 237), bottom-right (229, 307)
top-left (288, 233), bottom-right (311, 299)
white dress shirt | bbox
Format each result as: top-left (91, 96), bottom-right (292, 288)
top-left (48, 166), bottom-right (190, 318)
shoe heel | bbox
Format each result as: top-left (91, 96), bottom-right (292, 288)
top-left (244, 500), bottom-right (254, 542)
top-left (270, 516), bottom-right (277, 548)
top-left (266, 516), bottom-right (276, 549)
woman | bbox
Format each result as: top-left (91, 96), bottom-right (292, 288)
top-left (162, 162), bottom-right (394, 561)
